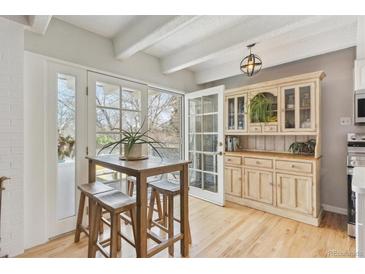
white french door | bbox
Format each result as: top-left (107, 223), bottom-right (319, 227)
top-left (46, 62), bottom-right (88, 238)
top-left (87, 72), bottom-right (148, 189)
top-left (185, 86), bottom-right (225, 206)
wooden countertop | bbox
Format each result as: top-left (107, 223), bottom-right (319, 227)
top-left (225, 150), bottom-right (320, 160)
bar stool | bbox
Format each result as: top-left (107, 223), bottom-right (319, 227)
top-left (127, 176), bottom-right (163, 220)
top-left (89, 190), bottom-right (137, 258)
top-left (74, 181), bottom-right (113, 243)
top-left (147, 180), bottom-right (192, 257)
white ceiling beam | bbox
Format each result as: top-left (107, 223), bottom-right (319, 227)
top-left (195, 23), bottom-right (357, 84)
top-left (113, 15), bottom-right (199, 60)
top-left (161, 16), bottom-right (329, 74)
top-left (27, 15), bottom-right (52, 35)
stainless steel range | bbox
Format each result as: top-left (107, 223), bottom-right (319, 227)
top-left (347, 133), bottom-right (365, 237)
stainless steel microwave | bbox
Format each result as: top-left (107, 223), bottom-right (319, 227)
top-left (355, 90), bottom-right (365, 124)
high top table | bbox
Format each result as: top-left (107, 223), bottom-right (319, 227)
top-left (86, 155), bottom-right (191, 258)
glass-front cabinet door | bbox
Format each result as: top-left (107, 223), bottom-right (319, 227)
top-left (248, 88), bottom-right (278, 133)
top-left (237, 95), bottom-right (246, 130)
top-left (227, 97), bottom-right (235, 130)
top-left (283, 87), bottom-right (296, 129)
top-left (281, 83), bottom-right (315, 131)
top-left (225, 93), bottom-right (247, 132)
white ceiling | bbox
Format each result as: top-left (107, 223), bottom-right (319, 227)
top-left (55, 15), bottom-right (137, 38)
top-left (144, 16), bottom-right (250, 57)
top-left (30, 15), bottom-right (360, 84)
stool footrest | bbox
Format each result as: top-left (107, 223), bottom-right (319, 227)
top-left (147, 233), bottom-right (183, 258)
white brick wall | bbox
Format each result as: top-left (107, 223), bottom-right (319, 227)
top-left (0, 17), bottom-right (24, 257)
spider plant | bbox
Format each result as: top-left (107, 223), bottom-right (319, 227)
top-left (249, 93), bottom-right (274, 123)
top-left (98, 119), bottom-right (164, 159)
top-left (288, 139), bottom-right (316, 155)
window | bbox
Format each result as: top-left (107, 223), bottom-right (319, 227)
top-left (57, 73), bottom-right (76, 220)
top-left (95, 81), bottom-right (142, 187)
top-left (148, 88), bottom-right (183, 182)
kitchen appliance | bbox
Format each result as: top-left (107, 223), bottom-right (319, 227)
top-left (347, 133), bottom-right (365, 237)
top-left (354, 90), bottom-right (365, 124)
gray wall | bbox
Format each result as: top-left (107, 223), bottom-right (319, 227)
top-left (204, 47), bottom-right (363, 210)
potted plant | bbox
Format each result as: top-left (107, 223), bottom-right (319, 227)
top-left (98, 121), bottom-right (164, 160)
top-left (288, 139), bottom-right (316, 155)
top-left (249, 93), bottom-right (276, 123)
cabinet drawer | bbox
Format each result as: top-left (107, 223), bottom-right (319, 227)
top-left (249, 125), bottom-right (262, 133)
top-left (225, 156), bottom-right (242, 165)
top-left (276, 160), bottom-right (312, 174)
top-left (264, 125), bottom-right (277, 132)
top-left (244, 157), bottom-right (273, 169)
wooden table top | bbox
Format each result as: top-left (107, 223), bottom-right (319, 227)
top-left (87, 155), bottom-right (191, 175)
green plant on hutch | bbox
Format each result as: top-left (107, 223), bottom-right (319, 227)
top-left (249, 93), bottom-right (277, 123)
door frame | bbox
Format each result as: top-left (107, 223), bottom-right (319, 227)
top-left (46, 61), bottom-right (88, 238)
top-left (184, 85), bottom-right (225, 206)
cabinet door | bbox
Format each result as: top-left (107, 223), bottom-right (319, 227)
top-left (224, 166), bottom-right (242, 197)
top-left (282, 86), bottom-right (296, 130)
top-left (298, 84), bottom-right (315, 130)
top-left (244, 168), bottom-right (273, 204)
top-left (281, 83), bottom-right (315, 132)
top-left (276, 173), bottom-right (312, 214)
top-left (226, 97), bottom-right (236, 131)
top-left (236, 95), bottom-right (246, 131)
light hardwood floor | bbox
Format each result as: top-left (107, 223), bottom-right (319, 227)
top-left (19, 197), bottom-right (355, 258)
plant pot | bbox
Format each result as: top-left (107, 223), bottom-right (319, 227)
top-left (123, 144), bottom-right (145, 160)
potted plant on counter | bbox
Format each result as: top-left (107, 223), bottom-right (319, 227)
top-left (98, 121), bottom-right (164, 160)
top-left (288, 139), bottom-right (316, 155)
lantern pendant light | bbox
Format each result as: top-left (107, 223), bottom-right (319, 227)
top-left (240, 43), bottom-right (262, 77)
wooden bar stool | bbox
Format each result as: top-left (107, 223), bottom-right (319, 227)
top-left (74, 181), bottom-right (113, 243)
top-left (89, 190), bottom-right (137, 258)
top-left (147, 180), bottom-right (192, 257)
top-left (127, 176), bottom-right (163, 220)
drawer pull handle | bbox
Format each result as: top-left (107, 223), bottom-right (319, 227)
top-left (291, 164), bottom-right (296, 168)
top-left (227, 159), bottom-right (231, 161)
top-left (256, 161), bottom-right (260, 164)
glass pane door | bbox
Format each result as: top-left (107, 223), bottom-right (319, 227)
top-left (227, 97), bottom-right (235, 130)
top-left (237, 96), bottom-right (245, 130)
top-left (299, 85), bottom-right (312, 129)
top-left (185, 86), bottom-right (224, 206)
top-left (284, 88), bottom-right (295, 129)
top-left (88, 72), bottom-right (146, 191)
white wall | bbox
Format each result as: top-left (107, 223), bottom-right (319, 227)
top-left (24, 53), bottom-right (47, 249)
top-left (0, 17), bottom-right (24, 257)
top-left (24, 18), bottom-right (198, 92)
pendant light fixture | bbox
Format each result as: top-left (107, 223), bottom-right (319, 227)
top-left (240, 43), bottom-right (262, 77)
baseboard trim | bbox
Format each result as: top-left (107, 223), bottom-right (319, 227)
top-left (322, 204), bottom-right (347, 215)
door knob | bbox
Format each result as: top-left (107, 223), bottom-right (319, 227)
top-left (218, 152), bottom-right (223, 156)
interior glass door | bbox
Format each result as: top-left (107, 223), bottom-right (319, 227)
top-left (185, 86), bottom-right (224, 206)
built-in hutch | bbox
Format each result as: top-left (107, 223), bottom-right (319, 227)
top-left (224, 71), bottom-right (325, 226)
